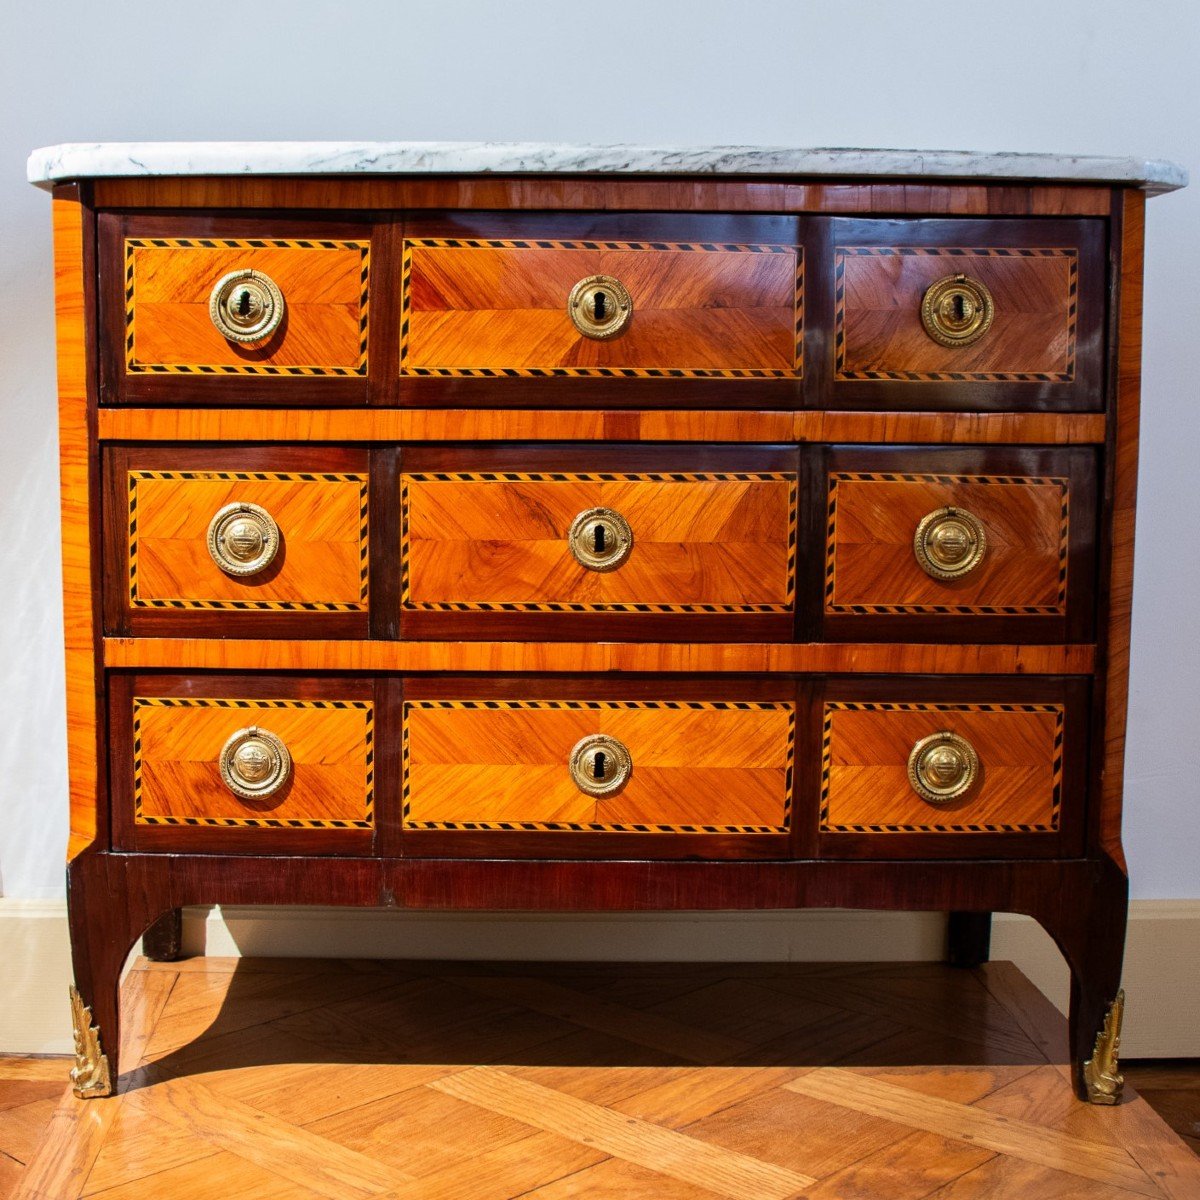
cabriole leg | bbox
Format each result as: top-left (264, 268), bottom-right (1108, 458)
top-left (66, 853), bottom-right (168, 1098)
top-left (1035, 857), bottom-right (1129, 1105)
top-left (946, 910), bottom-right (992, 967)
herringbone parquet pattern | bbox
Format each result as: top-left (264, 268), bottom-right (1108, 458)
top-left (7, 958), bottom-right (1200, 1199)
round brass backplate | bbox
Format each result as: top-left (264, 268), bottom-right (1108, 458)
top-left (209, 269), bottom-right (285, 343)
top-left (907, 731), bottom-right (980, 806)
top-left (913, 506), bottom-right (987, 580)
top-left (567, 507), bottom-right (633, 572)
top-left (567, 274), bottom-right (633, 340)
top-left (219, 726), bottom-right (292, 801)
top-left (207, 502), bottom-right (280, 577)
top-left (920, 273), bottom-right (995, 348)
top-left (568, 734), bottom-right (633, 798)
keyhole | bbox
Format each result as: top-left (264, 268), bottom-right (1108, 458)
top-left (593, 751), bottom-right (607, 780)
top-left (237, 288), bottom-right (253, 317)
top-left (593, 290), bottom-right (607, 321)
top-left (952, 294), bottom-right (965, 321)
top-left (593, 523), bottom-right (606, 553)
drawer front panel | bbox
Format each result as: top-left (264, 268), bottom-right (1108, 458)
top-left (401, 471), bottom-right (797, 612)
top-left (821, 702), bottom-right (1062, 834)
top-left (817, 447), bottom-right (1096, 642)
top-left (128, 470), bottom-right (368, 609)
top-left (836, 248), bottom-right (1076, 381)
top-left (400, 231), bottom-right (802, 377)
top-left (813, 677), bottom-right (1088, 860)
top-left (124, 237), bottom-right (369, 375)
top-left (105, 448), bottom-right (371, 635)
top-left (403, 699), bottom-right (794, 835)
top-left (133, 697), bottom-right (374, 829)
top-left (827, 472), bottom-right (1066, 611)
top-left (825, 218), bottom-right (1104, 410)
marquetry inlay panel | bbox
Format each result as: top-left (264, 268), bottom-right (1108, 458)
top-left (402, 699), bottom-right (794, 833)
top-left (825, 471), bottom-right (1069, 615)
top-left (124, 237), bottom-right (369, 374)
top-left (835, 246), bottom-right (1078, 382)
top-left (400, 238), bottom-right (802, 376)
top-left (820, 701), bottom-right (1064, 834)
top-left (132, 697), bottom-right (374, 828)
top-left (127, 470), bottom-right (369, 611)
top-left (401, 471), bottom-right (798, 612)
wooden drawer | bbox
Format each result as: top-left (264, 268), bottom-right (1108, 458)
top-left (815, 678), bottom-right (1087, 859)
top-left (825, 217), bottom-right (1104, 410)
top-left (400, 215), bottom-right (802, 378)
top-left (815, 447), bottom-right (1096, 643)
top-left (401, 679), bottom-right (796, 858)
top-left (399, 446), bottom-right (799, 641)
top-left (99, 215), bottom-right (374, 404)
top-left (105, 448), bottom-right (370, 636)
top-left (111, 676), bottom-right (375, 853)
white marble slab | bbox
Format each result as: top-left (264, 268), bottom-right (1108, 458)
top-left (27, 142), bottom-right (1186, 193)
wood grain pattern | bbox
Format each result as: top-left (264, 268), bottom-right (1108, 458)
top-left (1100, 192), bottom-right (1146, 869)
top-left (825, 471), bottom-right (1068, 614)
top-left (821, 702), bottom-right (1063, 834)
top-left (13, 957), bottom-right (1200, 1199)
top-left (125, 238), bottom-right (368, 374)
top-left (90, 176), bottom-right (1116, 215)
top-left (100, 638), bottom-right (1097, 675)
top-left (126, 470), bottom-right (368, 611)
top-left (95, 407), bottom-right (1108, 445)
top-left (403, 700), bottom-right (793, 833)
top-left (131, 697), bottom-right (374, 829)
top-left (52, 188), bottom-right (101, 862)
top-left (402, 472), bottom-right (795, 611)
top-left (836, 246), bottom-right (1078, 381)
top-left (401, 239), bottom-right (801, 376)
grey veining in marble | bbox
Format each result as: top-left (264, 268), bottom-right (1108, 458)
top-left (27, 142), bottom-right (1187, 193)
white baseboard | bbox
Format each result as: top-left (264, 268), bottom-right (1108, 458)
top-left (5, 898), bottom-right (1197, 1057)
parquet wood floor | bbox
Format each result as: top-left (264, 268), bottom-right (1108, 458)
top-left (3, 958), bottom-right (1198, 1199)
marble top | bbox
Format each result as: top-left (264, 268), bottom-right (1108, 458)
top-left (27, 142), bottom-right (1186, 194)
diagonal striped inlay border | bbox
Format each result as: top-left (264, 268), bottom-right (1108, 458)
top-left (132, 696), bottom-right (374, 829)
top-left (402, 699), bottom-right (794, 835)
top-left (400, 471), bottom-right (798, 613)
top-left (819, 701), bottom-right (1064, 834)
top-left (399, 237), bottom-right (803, 378)
top-left (124, 237), bottom-right (370, 376)
top-left (833, 245), bottom-right (1078, 383)
top-left (824, 471), bottom-right (1070, 616)
top-left (128, 470), bottom-right (369, 612)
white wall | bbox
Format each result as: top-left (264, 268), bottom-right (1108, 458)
top-left (0, 0), bottom-right (1197, 903)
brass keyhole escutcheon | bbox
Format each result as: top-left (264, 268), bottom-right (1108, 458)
top-left (568, 733), bottom-right (633, 798)
top-left (913, 506), bottom-right (987, 581)
top-left (568, 507), bottom-right (633, 572)
top-left (207, 502), bottom-right (281, 577)
top-left (920, 273), bottom-right (995, 348)
top-left (219, 726), bottom-right (292, 801)
top-left (907, 731), bottom-right (980, 805)
top-left (209, 269), bottom-right (285, 343)
top-left (567, 274), bottom-right (633, 340)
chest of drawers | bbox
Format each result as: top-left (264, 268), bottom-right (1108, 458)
top-left (30, 142), bottom-right (1184, 1105)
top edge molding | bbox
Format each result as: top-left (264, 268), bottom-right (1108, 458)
top-left (27, 142), bottom-right (1187, 195)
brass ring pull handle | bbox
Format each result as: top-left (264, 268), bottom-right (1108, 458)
top-left (913, 506), bottom-right (987, 580)
top-left (568, 507), bottom-right (633, 572)
top-left (567, 274), bottom-right (633, 339)
top-left (207, 502), bottom-right (280, 577)
top-left (209, 269), bottom-right (285, 343)
top-left (920, 273), bottom-right (995, 348)
top-left (219, 726), bottom-right (292, 801)
top-left (569, 734), bottom-right (633, 798)
top-left (907, 731), bottom-right (980, 806)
